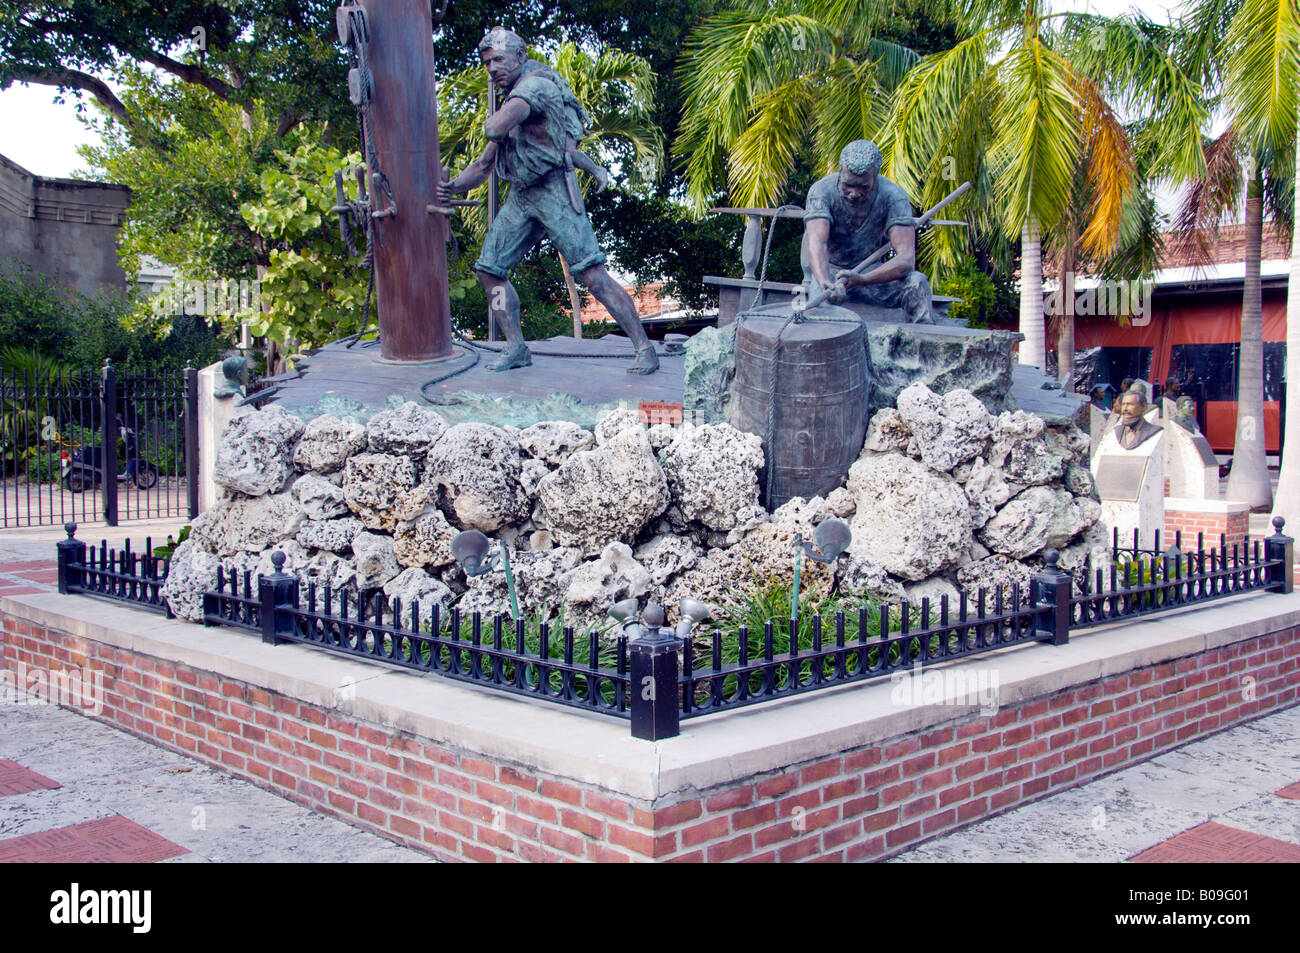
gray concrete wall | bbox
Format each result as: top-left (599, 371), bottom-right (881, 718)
top-left (0, 152), bottom-right (130, 296)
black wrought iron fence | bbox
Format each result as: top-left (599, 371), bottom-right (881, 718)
top-left (0, 360), bottom-right (197, 528)
top-left (52, 518), bottom-right (1295, 740)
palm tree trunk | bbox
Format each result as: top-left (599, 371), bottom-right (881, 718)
top-left (1225, 178), bottom-right (1273, 510)
top-left (1019, 217), bottom-right (1045, 369)
top-left (1273, 130), bottom-right (1300, 528)
top-left (1057, 244), bottom-right (1076, 388)
top-left (559, 252), bottom-right (583, 338)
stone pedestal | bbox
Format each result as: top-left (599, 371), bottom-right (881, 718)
top-left (1092, 427), bottom-right (1165, 549)
top-left (1088, 404), bottom-right (1108, 463)
top-left (197, 361), bottom-right (251, 514)
top-left (1164, 418), bottom-right (1219, 500)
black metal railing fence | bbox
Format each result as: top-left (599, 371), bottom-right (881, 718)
top-left (1, 360), bottom-right (198, 527)
top-left (52, 518), bottom-right (1295, 740)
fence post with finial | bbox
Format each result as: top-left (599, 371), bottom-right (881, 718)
top-left (1265, 517), bottom-right (1293, 594)
top-left (1032, 549), bottom-right (1071, 646)
top-left (629, 603), bottom-right (681, 741)
top-left (101, 357), bottom-right (118, 526)
top-left (258, 551), bottom-right (299, 645)
top-left (56, 522), bottom-right (86, 594)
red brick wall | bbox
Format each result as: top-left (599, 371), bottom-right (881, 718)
top-left (3, 608), bottom-right (1298, 862)
top-left (1164, 508), bottom-right (1251, 555)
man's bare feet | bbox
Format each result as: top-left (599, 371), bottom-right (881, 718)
top-left (627, 345), bottom-right (659, 375)
top-left (487, 342), bottom-right (532, 371)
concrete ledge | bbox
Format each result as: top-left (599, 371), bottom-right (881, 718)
top-left (1165, 498), bottom-right (1252, 515)
top-left (5, 587), bottom-right (1299, 802)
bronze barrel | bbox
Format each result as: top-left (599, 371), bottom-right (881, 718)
top-left (729, 314), bottom-right (869, 509)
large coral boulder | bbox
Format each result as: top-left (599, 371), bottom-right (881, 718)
top-left (351, 532), bottom-right (401, 590)
top-left (366, 401), bottom-right (447, 461)
top-left (382, 568), bottom-right (454, 629)
top-left (161, 540), bottom-right (222, 622)
top-left (292, 474), bottom-right (349, 521)
top-left (979, 485), bottom-right (1097, 559)
top-left (517, 421), bottom-right (594, 466)
top-left (392, 508), bottom-right (458, 570)
top-left (213, 405), bottom-right (305, 497)
top-left (658, 424), bottom-right (764, 530)
top-left (987, 411), bottom-right (1068, 486)
top-left (423, 423), bottom-right (528, 532)
top-left (292, 414), bottom-right (366, 474)
top-left (189, 493), bottom-right (304, 556)
top-left (846, 451), bottom-right (972, 581)
top-left (895, 383), bottom-right (992, 473)
top-left (342, 453), bottom-right (428, 532)
top-left (563, 543), bottom-right (652, 629)
top-left (535, 428), bottom-right (669, 553)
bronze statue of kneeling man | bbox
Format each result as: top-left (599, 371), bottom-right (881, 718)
top-left (802, 140), bottom-right (934, 324)
top-left (435, 28), bottom-right (658, 374)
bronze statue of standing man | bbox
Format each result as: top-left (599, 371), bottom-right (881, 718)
top-left (435, 28), bottom-right (659, 374)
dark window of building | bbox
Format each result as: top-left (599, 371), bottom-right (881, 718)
top-left (1169, 342), bottom-right (1285, 402)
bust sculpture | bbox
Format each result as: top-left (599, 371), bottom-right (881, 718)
top-left (1174, 395), bottom-right (1201, 434)
top-left (213, 356), bottom-right (248, 398)
top-left (1114, 388), bottom-right (1162, 451)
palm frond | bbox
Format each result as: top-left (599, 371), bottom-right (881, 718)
top-left (1170, 126), bottom-right (1244, 271)
top-left (988, 39), bottom-right (1080, 236)
top-left (729, 77), bottom-right (817, 208)
top-left (1075, 75), bottom-right (1136, 258)
top-left (878, 30), bottom-right (992, 199)
top-left (1224, 0), bottom-right (1300, 155)
top-left (674, 9), bottom-right (838, 213)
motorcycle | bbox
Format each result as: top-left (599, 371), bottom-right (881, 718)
top-left (61, 420), bottom-right (159, 492)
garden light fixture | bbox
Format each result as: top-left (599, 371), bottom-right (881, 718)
top-left (450, 530), bottom-right (520, 621)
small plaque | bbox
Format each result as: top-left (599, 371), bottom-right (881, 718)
top-left (1094, 454), bottom-right (1149, 502)
top-left (638, 401), bottom-right (683, 425)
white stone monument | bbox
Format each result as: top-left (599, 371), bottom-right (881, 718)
top-left (197, 358), bottom-right (252, 513)
top-left (1163, 397), bottom-right (1219, 500)
top-left (1091, 392), bottom-right (1165, 549)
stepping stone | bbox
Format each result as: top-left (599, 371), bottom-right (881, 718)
top-left (0, 760), bottom-right (61, 797)
top-left (1131, 821), bottom-right (1300, 863)
top-left (0, 816), bottom-right (188, 863)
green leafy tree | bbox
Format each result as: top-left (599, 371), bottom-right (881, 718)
top-left (239, 139), bottom-right (371, 358)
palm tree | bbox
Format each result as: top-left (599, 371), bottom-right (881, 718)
top-left (439, 43), bottom-right (662, 337)
top-left (1170, 0), bottom-right (1296, 512)
top-left (882, 4), bottom-right (1206, 371)
top-left (673, 0), bottom-right (924, 214)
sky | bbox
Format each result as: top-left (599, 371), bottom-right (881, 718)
top-left (0, 0), bottom-right (1190, 180)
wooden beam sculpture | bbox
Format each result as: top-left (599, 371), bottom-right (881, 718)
top-left (338, 0), bottom-right (453, 362)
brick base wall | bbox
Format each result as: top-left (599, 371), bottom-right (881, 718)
top-left (3, 608), bottom-right (1298, 862)
top-left (1164, 503), bottom-right (1251, 554)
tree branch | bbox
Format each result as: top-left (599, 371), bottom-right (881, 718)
top-left (275, 111), bottom-right (301, 138)
top-left (7, 67), bottom-right (131, 127)
top-left (134, 49), bottom-right (233, 100)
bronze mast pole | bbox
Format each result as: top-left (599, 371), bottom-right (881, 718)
top-left (358, 0), bottom-right (453, 362)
